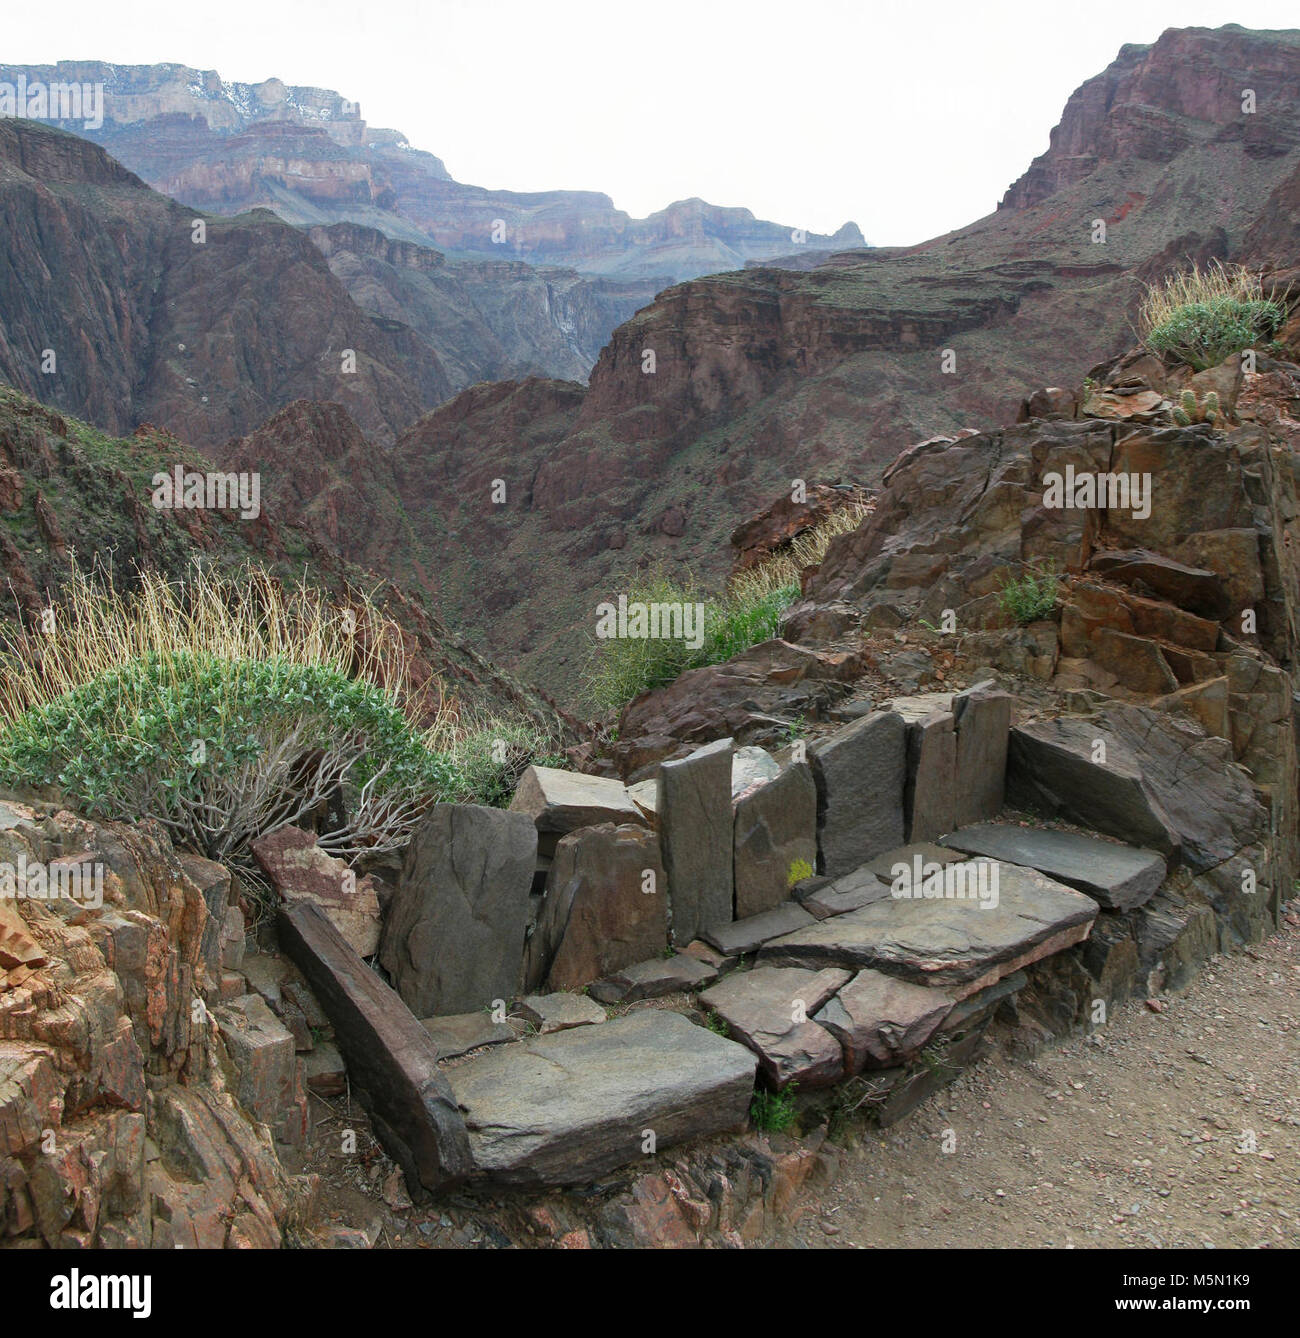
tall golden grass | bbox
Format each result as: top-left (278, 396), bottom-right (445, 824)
top-left (0, 558), bottom-right (458, 745)
top-left (1138, 260), bottom-right (1267, 336)
top-left (726, 498), bottom-right (873, 605)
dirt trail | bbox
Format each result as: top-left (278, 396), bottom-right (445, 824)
top-left (786, 916), bottom-right (1300, 1249)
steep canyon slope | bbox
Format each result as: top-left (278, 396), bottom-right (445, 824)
top-left (215, 24), bottom-right (1300, 700)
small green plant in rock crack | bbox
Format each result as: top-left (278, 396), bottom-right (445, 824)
top-left (703, 1009), bottom-right (730, 1038)
top-left (750, 1084), bottom-right (799, 1133)
top-left (787, 857), bottom-right (815, 888)
top-left (777, 715), bottom-right (807, 746)
top-left (997, 560), bottom-right (1061, 626)
top-left (916, 1036), bottom-right (956, 1077)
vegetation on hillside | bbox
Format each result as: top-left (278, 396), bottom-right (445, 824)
top-left (998, 561), bottom-right (1062, 626)
top-left (1140, 261), bottom-right (1284, 372)
top-left (584, 501), bottom-right (870, 710)
top-left (0, 562), bottom-right (561, 863)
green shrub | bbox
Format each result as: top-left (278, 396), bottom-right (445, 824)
top-left (1140, 262), bottom-right (1284, 372)
top-left (1145, 299), bottom-right (1282, 371)
top-left (0, 652), bottom-right (454, 863)
top-left (997, 561), bottom-right (1061, 626)
top-left (750, 1084), bottom-right (799, 1133)
top-left (441, 720), bottom-right (566, 808)
top-left (584, 572), bottom-right (799, 710)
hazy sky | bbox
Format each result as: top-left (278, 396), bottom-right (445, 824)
top-left (5, 0), bottom-right (1299, 244)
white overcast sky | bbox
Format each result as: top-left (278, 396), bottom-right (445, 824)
top-left (5, 0), bottom-right (1298, 244)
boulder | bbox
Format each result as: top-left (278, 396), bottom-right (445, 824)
top-left (658, 738), bottom-right (735, 944)
top-left (446, 1011), bottom-right (757, 1186)
top-left (379, 804), bottom-right (537, 1017)
top-left (952, 684), bottom-right (1011, 828)
top-left (759, 861), bottom-right (1097, 996)
top-left (733, 761), bottom-right (818, 918)
top-left (611, 639), bottom-right (863, 775)
top-left (279, 901), bottom-right (473, 1193)
top-left (731, 745), bottom-right (781, 798)
top-left (588, 953), bottom-right (719, 1003)
top-left (939, 823), bottom-right (1165, 911)
top-left (510, 766), bottom-right (645, 853)
top-left (250, 826), bottom-right (382, 958)
top-left (808, 710), bottom-right (907, 877)
top-left (699, 965), bottom-right (850, 1090)
top-left (814, 970), bottom-right (955, 1072)
top-left (524, 823), bottom-right (667, 993)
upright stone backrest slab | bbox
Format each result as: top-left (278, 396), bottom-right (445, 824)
top-left (903, 709), bottom-right (956, 843)
top-left (1006, 719), bottom-right (1179, 859)
top-left (523, 823), bottom-right (668, 992)
top-left (279, 901), bottom-right (472, 1194)
top-left (808, 710), bottom-right (906, 877)
top-left (733, 760), bottom-right (818, 918)
top-left (379, 803), bottom-right (537, 1016)
top-left (1007, 704), bottom-right (1264, 872)
top-left (658, 737), bottom-right (734, 945)
top-left (952, 683), bottom-right (1012, 827)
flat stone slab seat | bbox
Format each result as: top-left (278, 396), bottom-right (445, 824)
top-left (795, 845), bottom-right (967, 919)
top-left (796, 865), bottom-right (891, 919)
top-left (758, 861), bottom-right (1098, 997)
top-left (701, 902), bottom-right (815, 956)
top-left (699, 965), bottom-right (851, 1090)
top-left (278, 902), bottom-right (473, 1193)
top-left (814, 969), bottom-right (956, 1073)
top-left (939, 823), bottom-right (1166, 911)
top-left (446, 1011), bottom-right (757, 1187)
top-left (588, 953), bottom-right (718, 1003)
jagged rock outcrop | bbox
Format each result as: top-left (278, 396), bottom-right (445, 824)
top-left (0, 795), bottom-right (310, 1246)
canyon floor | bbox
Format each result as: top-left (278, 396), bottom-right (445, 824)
top-left (790, 906), bottom-right (1300, 1251)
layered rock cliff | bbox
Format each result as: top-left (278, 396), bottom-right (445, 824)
top-left (0, 119), bottom-right (449, 447)
top-left (1, 60), bottom-right (864, 283)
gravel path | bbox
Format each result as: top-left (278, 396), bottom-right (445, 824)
top-left (790, 913), bottom-right (1300, 1249)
